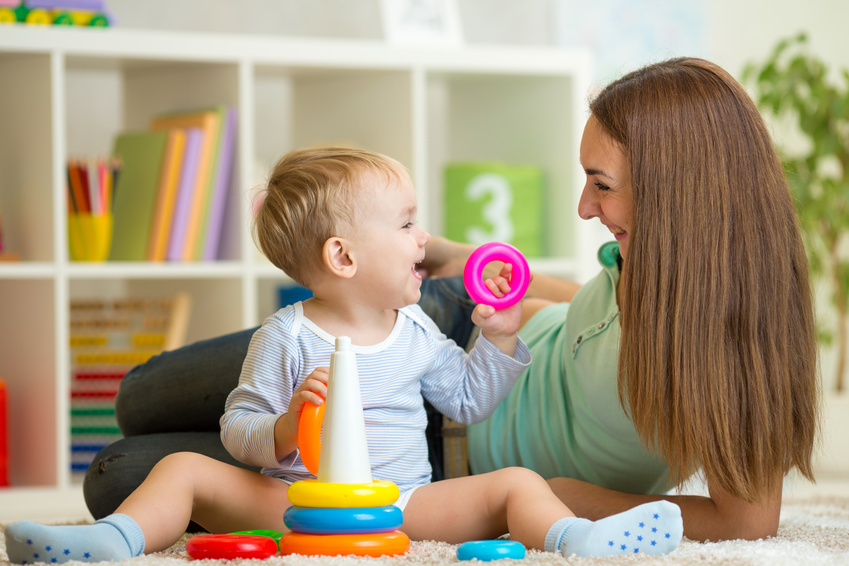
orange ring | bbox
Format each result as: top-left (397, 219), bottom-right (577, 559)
top-left (279, 531), bottom-right (410, 557)
top-left (298, 401), bottom-right (324, 475)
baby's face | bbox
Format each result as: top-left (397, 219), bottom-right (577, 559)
top-left (349, 170), bottom-right (431, 309)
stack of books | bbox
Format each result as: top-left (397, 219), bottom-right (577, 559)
top-left (108, 105), bottom-right (237, 262)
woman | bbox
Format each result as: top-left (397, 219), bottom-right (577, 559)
top-left (84, 57), bottom-right (818, 542)
top-left (457, 57), bottom-right (819, 542)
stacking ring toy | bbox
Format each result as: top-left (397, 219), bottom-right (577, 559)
top-left (186, 534), bottom-right (278, 560)
top-left (280, 531), bottom-right (410, 557)
top-left (463, 242), bottom-right (530, 310)
top-left (230, 530), bottom-right (285, 544)
top-left (288, 479), bottom-right (399, 508)
top-left (284, 505), bottom-right (403, 534)
top-left (298, 401), bottom-right (325, 476)
top-left (457, 540), bottom-right (527, 561)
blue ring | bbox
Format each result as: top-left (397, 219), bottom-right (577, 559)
top-left (284, 505), bottom-right (403, 534)
top-left (457, 540), bottom-right (526, 561)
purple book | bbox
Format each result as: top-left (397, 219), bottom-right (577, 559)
top-left (202, 106), bottom-right (236, 261)
top-left (167, 128), bottom-right (203, 261)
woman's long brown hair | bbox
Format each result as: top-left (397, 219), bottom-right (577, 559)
top-left (590, 58), bottom-right (819, 502)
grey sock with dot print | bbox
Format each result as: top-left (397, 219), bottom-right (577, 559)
top-left (545, 500), bottom-right (683, 557)
top-left (4, 513), bottom-right (144, 564)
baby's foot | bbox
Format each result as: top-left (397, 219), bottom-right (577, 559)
top-left (4, 514), bottom-right (144, 564)
top-left (547, 500), bottom-right (683, 557)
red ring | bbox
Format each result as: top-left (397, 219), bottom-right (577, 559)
top-left (186, 534), bottom-right (278, 560)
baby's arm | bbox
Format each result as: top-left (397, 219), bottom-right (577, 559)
top-left (418, 312), bottom-right (531, 425)
top-left (220, 317), bottom-right (319, 470)
top-left (414, 260), bottom-right (532, 424)
top-left (273, 367), bottom-right (328, 461)
top-left (471, 262), bottom-right (523, 357)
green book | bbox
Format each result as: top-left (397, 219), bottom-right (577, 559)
top-left (444, 162), bottom-right (546, 257)
top-left (108, 131), bottom-right (169, 261)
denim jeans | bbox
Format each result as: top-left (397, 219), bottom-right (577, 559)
top-left (83, 278), bottom-right (475, 521)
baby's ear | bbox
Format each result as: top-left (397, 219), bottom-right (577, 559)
top-left (322, 237), bottom-right (356, 279)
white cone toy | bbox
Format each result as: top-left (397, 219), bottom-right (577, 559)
top-left (317, 336), bottom-right (372, 484)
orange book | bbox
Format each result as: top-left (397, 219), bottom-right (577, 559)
top-left (149, 110), bottom-right (221, 261)
top-left (147, 129), bottom-right (187, 261)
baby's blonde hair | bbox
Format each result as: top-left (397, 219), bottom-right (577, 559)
top-left (254, 146), bottom-right (410, 286)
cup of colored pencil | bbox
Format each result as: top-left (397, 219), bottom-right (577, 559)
top-left (67, 158), bottom-right (119, 262)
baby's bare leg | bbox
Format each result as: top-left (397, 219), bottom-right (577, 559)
top-left (4, 453), bottom-right (291, 564)
top-left (401, 467), bottom-right (683, 558)
top-left (116, 452), bottom-right (291, 552)
top-left (401, 467), bottom-right (572, 550)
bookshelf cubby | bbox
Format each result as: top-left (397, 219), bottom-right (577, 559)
top-left (0, 25), bottom-right (593, 521)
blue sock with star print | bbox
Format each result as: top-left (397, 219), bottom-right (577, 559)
top-left (4, 513), bottom-right (145, 564)
top-left (545, 501), bottom-right (683, 557)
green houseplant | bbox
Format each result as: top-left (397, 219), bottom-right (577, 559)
top-left (743, 33), bottom-right (849, 393)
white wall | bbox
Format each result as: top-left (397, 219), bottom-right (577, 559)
top-left (105, 0), bottom-right (849, 78)
top-left (706, 0), bottom-right (849, 78)
top-left (104, 0), bottom-right (557, 44)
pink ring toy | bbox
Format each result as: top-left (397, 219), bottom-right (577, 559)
top-left (463, 242), bottom-right (530, 310)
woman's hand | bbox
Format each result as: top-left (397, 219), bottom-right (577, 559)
top-left (420, 236), bottom-right (477, 279)
top-left (274, 367), bottom-right (329, 461)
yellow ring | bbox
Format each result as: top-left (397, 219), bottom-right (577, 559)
top-left (287, 480), bottom-right (399, 508)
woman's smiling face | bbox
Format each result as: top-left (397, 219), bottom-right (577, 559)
top-left (578, 115), bottom-right (634, 259)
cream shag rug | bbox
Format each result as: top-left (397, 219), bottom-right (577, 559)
top-left (2, 497), bottom-right (848, 566)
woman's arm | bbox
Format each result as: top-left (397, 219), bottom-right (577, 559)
top-left (546, 476), bottom-right (781, 542)
top-left (524, 273), bottom-right (582, 304)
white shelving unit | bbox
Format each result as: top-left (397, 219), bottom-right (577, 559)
top-left (0, 25), bottom-right (593, 521)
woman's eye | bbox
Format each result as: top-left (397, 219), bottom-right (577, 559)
top-left (594, 182), bottom-right (610, 191)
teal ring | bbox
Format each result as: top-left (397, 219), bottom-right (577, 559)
top-left (283, 505), bottom-right (403, 534)
top-left (457, 540), bottom-right (526, 561)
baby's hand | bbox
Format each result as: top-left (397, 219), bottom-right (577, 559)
top-left (285, 367), bottom-right (329, 436)
top-left (471, 263), bottom-right (526, 355)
